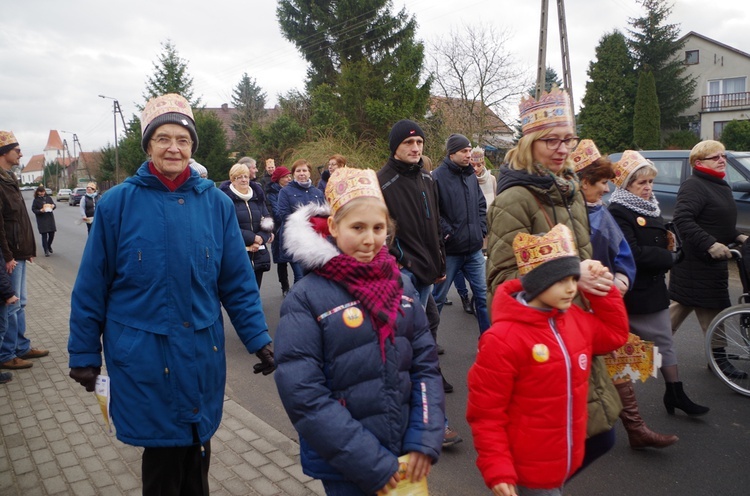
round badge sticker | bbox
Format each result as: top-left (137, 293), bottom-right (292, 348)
top-left (532, 344), bottom-right (549, 363)
top-left (342, 307), bottom-right (364, 328)
top-left (578, 354), bottom-right (588, 371)
top-left (636, 216), bottom-right (646, 226)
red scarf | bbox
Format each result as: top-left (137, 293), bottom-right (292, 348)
top-left (149, 162), bottom-right (192, 191)
top-left (315, 246), bottom-right (403, 361)
top-left (695, 164), bottom-right (726, 179)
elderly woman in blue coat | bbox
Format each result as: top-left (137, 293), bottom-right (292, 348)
top-left (68, 93), bottom-right (276, 495)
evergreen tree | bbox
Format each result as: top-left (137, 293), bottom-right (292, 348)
top-left (194, 111), bottom-right (231, 180)
top-left (628, 0), bottom-right (696, 130)
top-left (230, 73), bottom-right (267, 154)
top-left (721, 120), bottom-right (750, 151)
top-left (579, 31), bottom-right (637, 153)
top-left (118, 117), bottom-right (147, 177)
top-left (142, 40), bottom-right (201, 108)
top-left (633, 71), bottom-right (661, 150)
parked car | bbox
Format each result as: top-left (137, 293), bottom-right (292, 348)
top-left (608, 150), bottom-right (750, 232)
top-left (20, 185), bottom-right (35, 191)
top-left (69, 187), bottom-right (87, 206)
top-left (45, 188), bottom-right (52, 195)
top-left (57, 188), bottom-right (72, 201)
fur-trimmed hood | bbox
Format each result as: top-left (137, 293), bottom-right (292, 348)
top-left (283, 202), bottom-right (339, 271)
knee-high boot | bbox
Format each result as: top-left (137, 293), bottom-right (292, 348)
top-left (663, 381), bottom-right (710, 416)
top-left (615, 381), bottom-right (678, 449)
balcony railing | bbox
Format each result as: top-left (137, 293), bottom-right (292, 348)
top-left (702, 92), bottom-right (750, 111)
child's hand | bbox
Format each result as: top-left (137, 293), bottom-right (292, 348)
top-left (376, 474), bottom-right (400, 495)
top-left (404, 451), bottom-right (431, 482)
top-left (492, 482), bottom-right (518, 496)
top-left (578, 260), bottom-right (613, 296)
top-left (5, 295), bottom-right (19, 305)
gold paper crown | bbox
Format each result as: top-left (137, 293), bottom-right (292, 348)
top-left (519, 85), bottom-right (573, 135)
top-left (570, 139), bottom-right (601, 173)
top-left (325, 167), bottom-right (384, 215)
top-left (513, 224), bottom-right (579, 276)
top-left (0, 131), bottom-right (18, 148)
top-left (141, 93), bottom-right (195, 134)
top-left (470, 146), bottom-right (485, 161)
top-left (612, 150), bottom-right (651, 188)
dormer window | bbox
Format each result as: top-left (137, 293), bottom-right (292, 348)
top-left (685, 50), bottom-right (699, 65)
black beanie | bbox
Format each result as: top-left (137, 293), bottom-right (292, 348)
top-left (0, 143), bottom-right (18, 156)
top-left (141, 112), bottom-right (199, 154)
top-left (388, 119), bottom-right (425, 155)
top-left (446, 133), bottom-right (471, 155)
top-left (520, 256), bottom-right (581, 302)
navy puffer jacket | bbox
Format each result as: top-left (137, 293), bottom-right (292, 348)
top-left (219, 181), bottom-right (274, 272)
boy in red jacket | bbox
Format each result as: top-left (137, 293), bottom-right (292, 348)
top-left (467, 224), bottom-right (628, 496)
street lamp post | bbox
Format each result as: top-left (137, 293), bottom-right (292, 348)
top-left (98, 95), bottom-right (126, 184)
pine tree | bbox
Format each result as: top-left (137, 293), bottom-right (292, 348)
top-left (633, 71), bottom-right (661, 150)
top-left (230, 73), bottom-right (267, 155)
top-left (142, 40), bottom-right (201, 107)
top-left (579, 31), bottom-right (637, 153)
top-left (194, 111), bottom-right (231, 180)
top-left (628, 0), bottom-right (696, 130)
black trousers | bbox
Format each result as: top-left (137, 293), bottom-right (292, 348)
top-left (40, 232), bottom-right (55, 254)
top-left (141, 430), bottom-right (211, 496)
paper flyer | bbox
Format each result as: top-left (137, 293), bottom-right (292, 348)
top-left (377, 454), bottom-right (429, 496)
top-left (605, 333), bottom-right (662, 383)
top-left (95, 375), bottom-right (113, 433)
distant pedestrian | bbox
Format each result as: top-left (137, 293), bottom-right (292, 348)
top-left (31, 185), bottom-right (56, 256)
top-left (265, 166), bottom-right (292, 296)
top-left (68, 94), bottom-right (275, 495)
top-left (189, 158), bottom-right (208, 178)
top-left (259, 158), bottom-right (275, 191)
top-left (0, 130), bottom-right (49, 371)
top-left (317, 154), bottom-right (345, 191)
top-left (80, 182), bottom-right (98, 234)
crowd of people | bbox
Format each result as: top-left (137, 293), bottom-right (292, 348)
top-left (1, 83), bottom-right (742, 495)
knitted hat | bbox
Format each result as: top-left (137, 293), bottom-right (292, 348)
top-left (325, 167), bottom-right (384, 216)
top-left (141, 93), bottom-right (198, 154)
top-left (519, 85), bottom-right (573, 135)
top-left (271, 166), bottom-right (291, 183)
top-left (612, 150), bottom-right (652, 188)
top-left (388, 119), bottom-right (425, 155)
top-left (569, 139), bottom-right (601, 173)
top-left (513, 224), bottom-right (580, 301)
top-left (446, 133), bottom-right (471, 155)
top-left (0, 131), bottom-right (19, 156)
top-left (189, 159), bottom-right (208, 177)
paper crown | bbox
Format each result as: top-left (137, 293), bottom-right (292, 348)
top-left (141, 93), bottom-right (195, 135)
top-left (612, 150), bottom-right (652, 188)
top-left (470, 146), bottom-right (485, 162)
top-left (325, 167), bottom-right (384, 215)
top-left (513, 224), bottom-right (579, 276)
top-left (0, 131), bottom-right (19, 149)
top-left (519, 85), bottom-right (573, 135)
top-left (570, 139), bottom-right (601, 173)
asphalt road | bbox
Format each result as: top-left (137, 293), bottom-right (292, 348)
top-left (28, 190), bottom-right (750, 496)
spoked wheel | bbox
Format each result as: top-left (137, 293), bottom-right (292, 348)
top-left (705, 304), bottom-right (750, 396)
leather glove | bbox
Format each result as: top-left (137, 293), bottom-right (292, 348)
top-left (69, 366), bottom-right (101, 392)
top-left (253, 344), bottom-right (276, 375)
top-left (708, 242), bottom-right (732, 260)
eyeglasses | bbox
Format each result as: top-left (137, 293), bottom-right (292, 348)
top-left (701, 153), bottom-right (727, 162)
top-left (537, 137), bottom-right (580, 150)
top-left (151, 136), bottom-right (193, 150)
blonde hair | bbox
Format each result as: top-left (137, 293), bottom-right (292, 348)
top-left (87, 182), bottom-right (97, 190)
top-left (690, 140), bottom-right (725, 168)
top-left (229, 163), bottom-right (250, 181)
top-left (505, 128), bottom-right (574, 175)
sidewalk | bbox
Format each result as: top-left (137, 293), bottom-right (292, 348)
top-left (0, 262), bottom-right (325, 496)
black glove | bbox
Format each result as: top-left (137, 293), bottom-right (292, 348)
top-left (253, 344), bottom-right (276, 375)
top-left (70, 366), bottom-right (101, 392)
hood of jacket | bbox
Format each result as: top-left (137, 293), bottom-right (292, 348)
top-left (283, 202), bottom-right (339, 271)
top-left (496, 164), bottom-right (555, 196)
top-left (440, 156), bottom-right (475, 177)
top-left (492, 278), bottom-right (565, 326)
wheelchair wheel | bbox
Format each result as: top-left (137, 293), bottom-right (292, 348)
top-left (705, 304), bottom-right (750, 396)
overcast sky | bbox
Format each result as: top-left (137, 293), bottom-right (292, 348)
top-left (2, 0), bottom-right (748, 166)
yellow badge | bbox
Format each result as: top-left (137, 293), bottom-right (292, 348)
top-left (532, 344), bottom-right (549, 363)
top-left (342, 307), bottom-right (364, 328)
top-left (636, 216), bottom-right (646, 226)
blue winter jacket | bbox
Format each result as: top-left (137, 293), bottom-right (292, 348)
top-left (274, 180), bottom-right (325, 263)
top-left (68, 162), bottom-right (272, 448)
top-left (432, 157), bottom-right (487, 255)
top-left (274, 203), bottom-right (445, 495)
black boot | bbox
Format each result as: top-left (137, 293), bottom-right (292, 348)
top-left (712, 347), bottom-right (748, 379)
top-left (460, 294), bottom-right (474, 314)
top-left (663, 381), bottom-right (710, 416)
top-left (440, 368), bottom-right (453, 394)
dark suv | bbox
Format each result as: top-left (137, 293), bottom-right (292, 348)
top-left (69, 187), bottom-right (86, 206)
top-left (608, 150), bottom-right (750, 232)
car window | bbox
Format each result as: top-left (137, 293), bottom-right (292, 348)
top-left (652, 159), bottom-right (683, 185)
top-left (726, 162), bottom-right (747, 184)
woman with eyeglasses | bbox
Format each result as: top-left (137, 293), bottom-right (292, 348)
top-left (669, 140), bottom-right (749, 380)
top-left (31, 185), bottom-right (56, 256)
top-left (79, 182), bottom-right (98, 235)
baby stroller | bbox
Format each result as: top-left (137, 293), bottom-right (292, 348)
top-left (704, 244), bottom-right (750, 396)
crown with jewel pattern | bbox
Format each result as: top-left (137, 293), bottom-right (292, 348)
top-left (513, 224), bottom-right (579, 276)
top-left (519, 85), bottom-right (573, 135)
top-left (0, 131), bottom-right (18, 149)
top-left (325, 167), bottom-right (384, 215)
top-left (570, 139), bottom-right (602, 172)
top-left (612, 150), bottom-right (652, 188)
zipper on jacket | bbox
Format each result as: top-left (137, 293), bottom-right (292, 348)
top-left (549, 317), bottom-right (574, 480)
top-left (422, 191), bottom-right (431, 219)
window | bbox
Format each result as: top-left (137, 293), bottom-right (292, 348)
top-left (714, 121), bottom-right (729, 140)
top-left (652, 160), bottom-right (683, 186)
top-left (685, 50), bottom-right (699, 65)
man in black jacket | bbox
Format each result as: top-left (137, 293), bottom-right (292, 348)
top-left (0, 131), bottom-right (49, 370)
top-left (431, 134), bottom-right (489, 333)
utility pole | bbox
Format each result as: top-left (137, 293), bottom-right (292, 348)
top-left (535, 0), bottom-right (576, 126)
top-left (61, 131), bottom-right (91, 184)
top-left (98, 95), bottom-right (127, 184)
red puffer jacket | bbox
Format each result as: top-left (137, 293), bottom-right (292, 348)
top-left (467, 279), bottom-right (628, 490)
